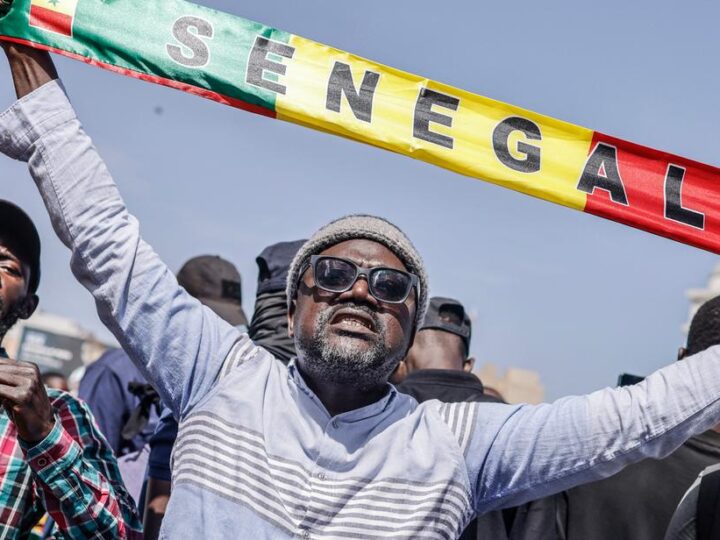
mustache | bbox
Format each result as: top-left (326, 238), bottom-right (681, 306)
top-left (321, 302), bottom-right (382, 330)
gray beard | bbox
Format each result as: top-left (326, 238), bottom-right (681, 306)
top-left (296, 304), bottom-right (402, 391)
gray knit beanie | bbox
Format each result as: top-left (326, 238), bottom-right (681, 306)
top-left (286, 215), bottom-right (429, 328)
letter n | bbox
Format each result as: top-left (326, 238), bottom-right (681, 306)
top-left (326, 62), bottom-right (380, 123)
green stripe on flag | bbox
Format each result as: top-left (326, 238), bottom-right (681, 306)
top-left (0, 0), bottom-right (290, 112)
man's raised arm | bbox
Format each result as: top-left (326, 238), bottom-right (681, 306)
top-left (454, 344), bottom-right (720, 514)
top-left (0, 44), bottom-right (240, 417)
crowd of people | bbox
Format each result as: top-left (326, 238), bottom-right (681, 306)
top-left (1, 42), bottom-right (720, 539)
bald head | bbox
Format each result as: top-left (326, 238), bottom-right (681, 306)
top-left (403, 328), bottom-right (473, 374)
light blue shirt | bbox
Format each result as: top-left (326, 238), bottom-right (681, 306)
top-left (4, 80), bottom-right (720, 540)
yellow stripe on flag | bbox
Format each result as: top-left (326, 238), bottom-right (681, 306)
top-left (277, 35), bottom-right (592, 210)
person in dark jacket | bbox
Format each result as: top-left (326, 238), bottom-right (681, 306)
top-left (394, 296), bottom-right (496, 403)
top-left (394, 296), bottom-right (564, 540)
top-left (565, 296), bottom-right (720, 540)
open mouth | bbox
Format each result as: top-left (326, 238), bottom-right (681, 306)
top-left (328, 307), bottom-right (377, 334)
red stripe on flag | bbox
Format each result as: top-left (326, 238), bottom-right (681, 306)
top-left (29, 5), bottom-right (73, 37)
top-left (584, 131), bottom-right (720, 253)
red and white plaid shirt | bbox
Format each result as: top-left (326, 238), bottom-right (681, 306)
top-left (0, 350), bottom-right (141, 538)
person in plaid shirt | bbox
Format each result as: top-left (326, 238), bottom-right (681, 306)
top-left (0, 197), bottom-right (142, 538)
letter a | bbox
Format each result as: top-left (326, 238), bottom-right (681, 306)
top-left (577, 143), bottom-right (628, 205)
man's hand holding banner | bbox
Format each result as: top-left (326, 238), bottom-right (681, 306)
top-left (1, 0), bottom-right (718, 254)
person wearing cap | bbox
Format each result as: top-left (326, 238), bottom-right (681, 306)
top-left (393, 296), bottom-right (496, 404)
top-left (175, 255), bottom-right (249, 327)
top-left (0, 199), bottom-right (142, 538)
top-left (395, 298), bottom-right (564, 540)
top-left (11, 45), bottom-right (720, 540)
top-left (249, 239), bottom-right (307, 364)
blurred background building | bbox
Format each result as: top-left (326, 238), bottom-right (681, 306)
top-left (476, 363), bottom-right (545, 404)
top-left (3, 310), bottom-right (112, 391)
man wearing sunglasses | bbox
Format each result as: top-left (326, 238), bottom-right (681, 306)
top-left (7, 45), bottom-right (720, 540)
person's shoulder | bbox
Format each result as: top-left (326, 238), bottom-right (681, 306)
top-left (93, 348), bottom-right (133, 371)
top-left (81, 349), bottom-right (122, 376)
top-left (392, 387), bottom-right (420, 409)
top-left (223, 335), bottom-right (285, 379)
top-left (84, 348), bottom-right (146, 385)
top-left (699, 462), bottom-right (720, 480)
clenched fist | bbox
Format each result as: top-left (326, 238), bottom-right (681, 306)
top-left (0, 358), bottom-right (55, 443)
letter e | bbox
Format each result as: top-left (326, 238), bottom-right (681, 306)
top-left (246, 36), bottom-right (296, 95)
top-left (413, 88), bottom-right (460, 149)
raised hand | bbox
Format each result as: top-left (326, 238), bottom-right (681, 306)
top-left (2, 41), bottom-right (58, 98)
top-left (0, 357), bottom-right (55, 443)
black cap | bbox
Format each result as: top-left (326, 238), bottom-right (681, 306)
top-left (0, 200), bottom-right (41, 293)
top-left (177, 255), bottom-right (248, 327)
top-left (420, 296), bottom-right (471, 354)
top-left (256, 240), bottom-right (306, 296)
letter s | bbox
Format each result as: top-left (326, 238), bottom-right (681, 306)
top-left (167, 16), bottom-right (213, 68)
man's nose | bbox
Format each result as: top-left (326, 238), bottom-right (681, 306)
top-left (339, 275), bottom-right (378, 307)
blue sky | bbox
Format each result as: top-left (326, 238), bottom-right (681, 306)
top-left (1, 0), bottom-right (719, 400)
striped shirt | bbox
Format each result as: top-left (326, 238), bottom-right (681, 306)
top-left (0, 348), bottom-right (141, 538)
top-left (7, 80), bottom-right (720, 539)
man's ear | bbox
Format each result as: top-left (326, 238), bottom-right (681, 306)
top-left (406, 324), bottom-right (417, 353)
top-left (463, 356), bottom-right (475, 373)
top-left (18, 294), bottom-right (38, 320)
top-left (678, 346), bottom-right (688, 361)
top-left (390, 360), bottom-right (407, 384)
top-left (287, 299), bottom-right (296, 338)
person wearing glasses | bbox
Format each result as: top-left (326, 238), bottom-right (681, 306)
top-left (6, 44), bottom-right (720, 540)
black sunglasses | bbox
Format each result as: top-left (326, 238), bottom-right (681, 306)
top-left (302, 255), bottom-right (418, 304)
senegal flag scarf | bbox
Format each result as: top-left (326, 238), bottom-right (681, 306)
top-left (1, 0), bottom-right (719, 253)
